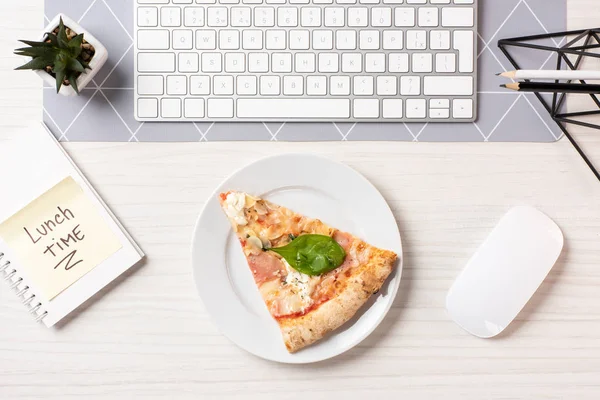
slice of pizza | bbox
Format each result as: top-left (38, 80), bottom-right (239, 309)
top-left (219, 191), bottom-right (398, 353)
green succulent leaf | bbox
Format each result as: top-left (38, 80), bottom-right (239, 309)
top-left (15, 57), bottom-right (52, 71)
top-left (68, 34), bottom-right (84, 57)
top-left (67, 58), bottom-right (85, 73)
top-left (55, 67), bottom-right (67, 94)
top-left (14, 46), bottom-right (57, 59)
top-left (67, 72), bottom-right (80, 95)
top-left (57, 17), bottom-right (69, 49)
top-left (18, 39), bottom-right (53, 48)
top-left (79, 59), bottom-right (91, 69)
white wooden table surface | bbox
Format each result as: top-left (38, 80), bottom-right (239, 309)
top-left (1, 1), bottom-right (600, 399)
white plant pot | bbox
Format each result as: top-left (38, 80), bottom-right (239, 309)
top-left (35, 14), bottom-right (108, 96)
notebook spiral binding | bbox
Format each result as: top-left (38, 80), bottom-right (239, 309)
top-left (0, 252), bottom-right (48, 322)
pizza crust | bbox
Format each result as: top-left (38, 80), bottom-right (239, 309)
top-left (277, 246), bottom-right (397, 353)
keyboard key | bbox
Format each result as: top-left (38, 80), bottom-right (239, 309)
top-left (172, 29), bottom-right (193, 50)
top-left (453, 99), bottom-right (473, 119)
top-left (353, 99), bottom-right (379, 118)
top-left (249, 52), bottom-right (269, 72)
top-left (406, 30), bottom-right (427, 49)
top-left (395, 8), bottom-right (415, 27)
top-left (266, 30), bottom-right (286, 49)
top-left (406, 99), bottom-right (426, 119)
top-left (400, 76), bottom-right (420, 95)
top-left (138, 7), bottom-right (159, 27)
top-left (231, 7), bottom-right (251, 27)
top-left (418, 7), bottom-right (438, 27)
top-left (430, 30), bottom-right (450, 49)
top-left (219, 30), bottom-right (240, 49)
top-left (341, 53), bottom-right (361, 72)
top-left (283, 76), bottom-right (303, 95)
top-left (454, 30), bottom-right (475, 73)
top-left (301, 7), bottom-right (321, 27)
top-left (336, 30), bottom-right (356, 50)
top-left (353, 76), bottom-right (373, 96)
top-left (201, 52), bottom-right (222, 72)
top-left (359, 30), bottom-right (379, 49)
top-left (376, 76), bottom-right (397, 95)
top-left (442, 7), bottom-right (474, 27)
top-left (137, 30), bottom-right (170, 50)
top-left (430, 108), bottom-right (449, 119)
top-left (184, 7), bottom-right (204, 26)
top-left (289, 30), bottom-right (310, 50)
top-left (161, 7), bottom-right (181, 26)
top-left (138, 98), bottom-right (159, 118)
top-left (313, 30), bottom-right (333, 50)
top-left (138, 0), bottom-right (169, 3)
top-left (365, 53), bottom-right (385, 72)
top-left (382, 30), bottom-right (403, 49)
top-left (225, 52), bottom-right (245, 72)
top-left (138, 75), bottom-right (164, 95)
top-left (214, 75), bottom-right (234, 95)
top-left (278, 7), bottom-right (298, 27)
top-left (424, 76), bottom-right (473, 95)
top-left (208, 98), bottom-right (234, 118)
top-left (184, 98), bottom-right (205, 118)
top-left (255, 7), bottom-right (275, 26)
top-left (371, 7), bottom-right (392, 27)
top-left (260, 76), bottom-right (281, 95)
top-left (138, 53), bottom-right (176, 72)
top-left (237, 75), bottom-right (257, 95)
top-left (412, 53), bottom-right (433, 73)
top-left (435, 53), bottom-right (456, 73)
top-left (324, 7), bottom-right (345, 27)
top-left (243, 30), bottom-right (263, 49)
top-left (166, 75), bottom-right (187, 95)
top-left (388, 53), bottom-right (409, 72)
top-left (295, 53), bottom-right (315, 72)
top-left (237, 99), bottom-right (350, 118)
top-left (161, 98), bottom-right (182, 118)
top-left (207, 7), bottom-right (228, 26)
top-left (190, 75), bottom-right (211, 95)
top-left (196, 30), bottom-right (216, 49)
top-left (348, 8), bottom-right (368, 27)
top-left (383, 99), bottom-right (403, 118)
top-left (272, 52), bottom-right (292, 72)
top-left (430, 99), bottom-right (450, 108)
top-left (318, 53), bottom-right (338, 72)
top-left (330, 76), bottom-right (350, 95)
top-left (307, 76), bottom-right (327, 95)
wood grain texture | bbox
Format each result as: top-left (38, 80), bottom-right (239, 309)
top-left (1, 1), bottom-right (599, 399)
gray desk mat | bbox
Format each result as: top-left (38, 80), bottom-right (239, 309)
top-left (43, 0), bottom-right (566, 142)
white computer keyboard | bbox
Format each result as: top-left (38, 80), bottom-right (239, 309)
top-left (134, 0), bottom-right (477, 122)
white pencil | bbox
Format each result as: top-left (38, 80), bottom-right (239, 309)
top-left (498, 70), bottom-right (600, 80)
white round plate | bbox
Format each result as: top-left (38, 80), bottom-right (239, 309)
top-left (191, 154), bottom-right (402, 363)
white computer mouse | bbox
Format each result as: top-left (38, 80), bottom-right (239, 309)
top-left (446, 206), bottom-right (564, 338)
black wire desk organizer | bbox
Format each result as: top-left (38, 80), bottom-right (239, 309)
top-left (499, 28), bottom-right (600, 181)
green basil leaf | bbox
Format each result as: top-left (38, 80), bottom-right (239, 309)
top-left (270, 234), bottom-right (346, 276)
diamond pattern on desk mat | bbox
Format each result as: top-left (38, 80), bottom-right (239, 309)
top-left (43, 0), bottom-right (565, 142)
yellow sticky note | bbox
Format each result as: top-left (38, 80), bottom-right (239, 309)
top-left (0, 177), bottom-right (122, 301)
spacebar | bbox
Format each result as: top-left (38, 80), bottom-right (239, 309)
top-left (237, 99), bottom-right (350, 118)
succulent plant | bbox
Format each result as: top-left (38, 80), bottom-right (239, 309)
top-left (14, 17), bottom-right (91, 94)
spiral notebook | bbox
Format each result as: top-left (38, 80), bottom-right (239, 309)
top-left (0, 123), bottom-right (144, 327)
